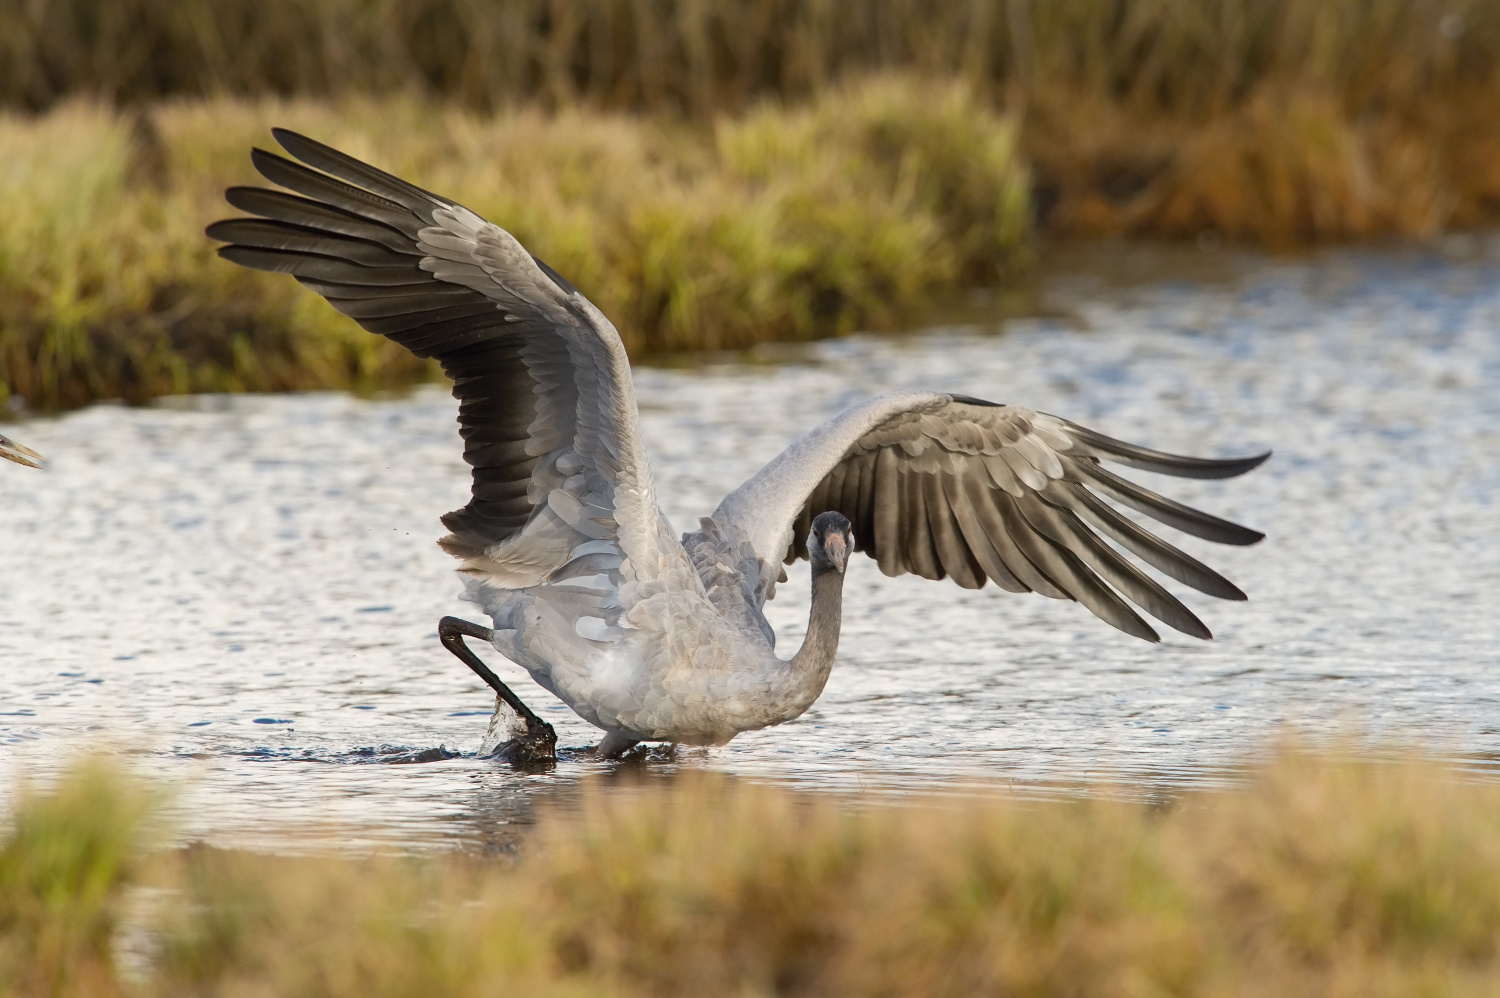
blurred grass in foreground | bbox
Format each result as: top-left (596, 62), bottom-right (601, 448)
top-left (7, 749), bottom-right (1500, 996)
top-left (0, 78), bottom-right (1027, 410)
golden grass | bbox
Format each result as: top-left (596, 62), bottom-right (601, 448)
top-left (4, 0), bottom-right (1500, 247)
top-left (1008, 0), bottom-right (1500, 240)
top-left (0, 78), bottom-right (1027, 410)
top-left (7, 748), bottom-right (1500, 996)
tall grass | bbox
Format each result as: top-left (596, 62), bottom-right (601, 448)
top-left (3, 0), bottom-right (1495, 118)
top-left (0, 80), bottom-right (1028, 410)
top-left (7, 748), bottom-right (1500, 996)
top-left (4, 0), bottom-right (1498, 244)
top-left (0, 760), bottom-right (154, 996)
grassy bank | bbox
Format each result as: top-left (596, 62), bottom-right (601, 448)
top-left (0, 80), bottom-right (1027, 410)
top-left (7, 748), bottom-right (1500, 996)
top-left (7, 5), bottom-right (1500, 409)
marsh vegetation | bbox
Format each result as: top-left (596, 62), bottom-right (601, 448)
top-left (0, 80), bottom-right (1027, 409)
top-left (4, 0), bottom-right (1497, 242)
top-left (7, 748), bottom-right (1500, 997)
top-left (3, 0), bottom-right (1500, 408)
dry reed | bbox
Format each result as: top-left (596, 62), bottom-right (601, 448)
top-left (2, 0), bottom-right (1494, 120)
top-left (6, 747), bottom-right (1500, 996)
top-left (4, 0), bottom-right (1499, 243)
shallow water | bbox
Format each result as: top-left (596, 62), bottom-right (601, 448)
top-left (3, 242), bottom-right (1499, 850)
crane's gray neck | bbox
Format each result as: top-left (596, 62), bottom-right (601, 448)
top-left (786, 562), bottom-right (845, 699)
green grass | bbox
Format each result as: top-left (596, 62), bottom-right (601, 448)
top-left (0, 78), bottom-right (1028, 410)
top-left (7, 747), bottom-right (1500, 996)
top-left (0, 759), bottom-right (154, 996)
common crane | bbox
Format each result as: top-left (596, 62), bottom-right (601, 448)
top-left (209, 131), bottom-right (1268, 762)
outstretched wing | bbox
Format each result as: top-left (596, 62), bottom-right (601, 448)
top-left (712, 393), bottom-right (1269, 642)
top-left (207, 129), bottom-right (671, 589)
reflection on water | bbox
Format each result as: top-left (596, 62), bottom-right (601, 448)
top-left (3, 242), bottom-right (1499, 851)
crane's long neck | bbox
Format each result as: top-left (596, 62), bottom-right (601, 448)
top-left (786, 563), bottom-right (846, 699)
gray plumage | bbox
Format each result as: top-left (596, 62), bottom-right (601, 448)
top-left (209, 130), bottom-right (1269, 749)
top-left (0, 433), bottom-right (43, 469)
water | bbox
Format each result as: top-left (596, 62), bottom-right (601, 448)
top-left (3, 243), bottom-right (1498, 850)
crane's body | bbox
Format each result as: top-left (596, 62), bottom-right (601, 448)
top-left (211, 130), bottom-right (1268, 761)
top-left (467, 511), bottom-right (846, 748)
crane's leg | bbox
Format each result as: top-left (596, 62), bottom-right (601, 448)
top-left (597, 731), bottom-right (640, 758)
top-left (439, 616), bottom-right (556, 764)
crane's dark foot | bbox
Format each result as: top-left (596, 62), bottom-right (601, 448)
top-left (439, 616), bottom-right (556, 765)
top-left (597, 731), bottom-right (640, 759)
top-left (476, 698), bottom-right (558, 767)
top-left (595, 739), bottom-right (678, 763)
top-left (489, 718), bottom-right (558, 767)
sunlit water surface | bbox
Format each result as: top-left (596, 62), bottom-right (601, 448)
top-left (3, 244), bottom-right (1498, 851)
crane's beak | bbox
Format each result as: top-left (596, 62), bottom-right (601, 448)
top-left (0, 433), bottom-right (43, 469)
top-left (825, 531), bottom-right (849, 573)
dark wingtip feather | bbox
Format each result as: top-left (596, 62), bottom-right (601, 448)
top-left (1068, 420), bottom-right (1274, 480)
top-left (271, 129), bottom-right (352, 173)
top-left (1189, 449), bottom-right (1272, 478)
top-left (532, 255), bottom-right (579, 296)
top-left (203, 218), bottom-right (246, 243)
top-left (1120, 618), bottom-right (1162, 643)
top-left (248, 146), bottom-right (284, 179)
top-left (1070, 458), bottom-right (1268, 546)
top-left (1241, 449), bottom-right (1273, 472)
top-left (223, 185), bottom-right (263, 213)
top-left (271, 128), bottom-right (452, 209)
top-left (1051, 481), bottom-right (1253, 600)
top-left (1102, 602), bottom-right (1161, 643)
top-left (1144, 606), bottom-right (1211, 641)
top-left (214, 244), bottom-right (276, 269)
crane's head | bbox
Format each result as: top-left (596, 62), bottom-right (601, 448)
top-left (808, 511), bottom-right (852, 574)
